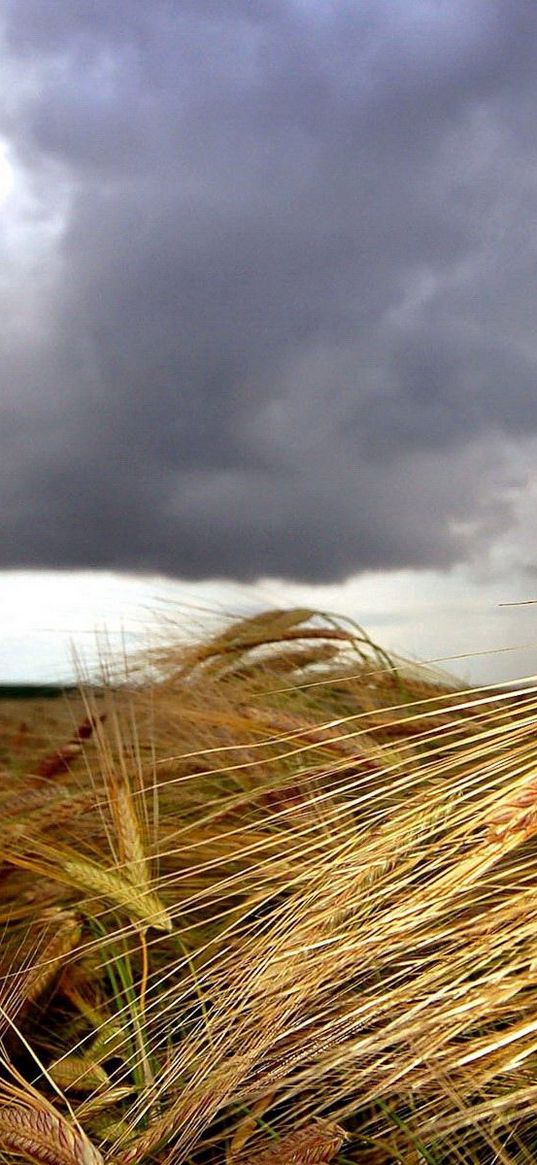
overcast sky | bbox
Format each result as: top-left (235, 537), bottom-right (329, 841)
top-left (2, 2), bottom-right (537, 680)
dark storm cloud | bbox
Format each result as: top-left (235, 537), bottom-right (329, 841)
top-left (2, 0), bottom-right (537, 581)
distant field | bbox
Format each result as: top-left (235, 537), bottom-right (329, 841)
top-left (0, 684), bottom-right (77, 699)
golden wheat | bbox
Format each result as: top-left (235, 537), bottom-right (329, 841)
top-left (2, 609), bottom-right (537, 1162)
top-left (240, 1119), bottom-right (346, 1164)
top-left (0, 1099), bottom-right (104, 1165)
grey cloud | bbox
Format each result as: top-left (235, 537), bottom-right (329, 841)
top-left (1, 0), bottom-right (537, 581)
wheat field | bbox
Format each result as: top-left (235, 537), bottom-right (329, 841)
top-left (1, 607), bottom-right (537, 1165)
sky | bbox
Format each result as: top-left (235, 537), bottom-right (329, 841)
top-left (2, 1), bottom-right (537, 683)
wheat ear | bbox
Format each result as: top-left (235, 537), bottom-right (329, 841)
top-left (0, 1099), bottom-right (104, 1165)
top-left (24, 911), bottom-right (83, 1004)
top-left (239, 1119), bottom-right (346, 1165)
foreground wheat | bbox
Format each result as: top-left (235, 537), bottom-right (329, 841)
top-left (1, 608), bottom-right (537, 1164)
